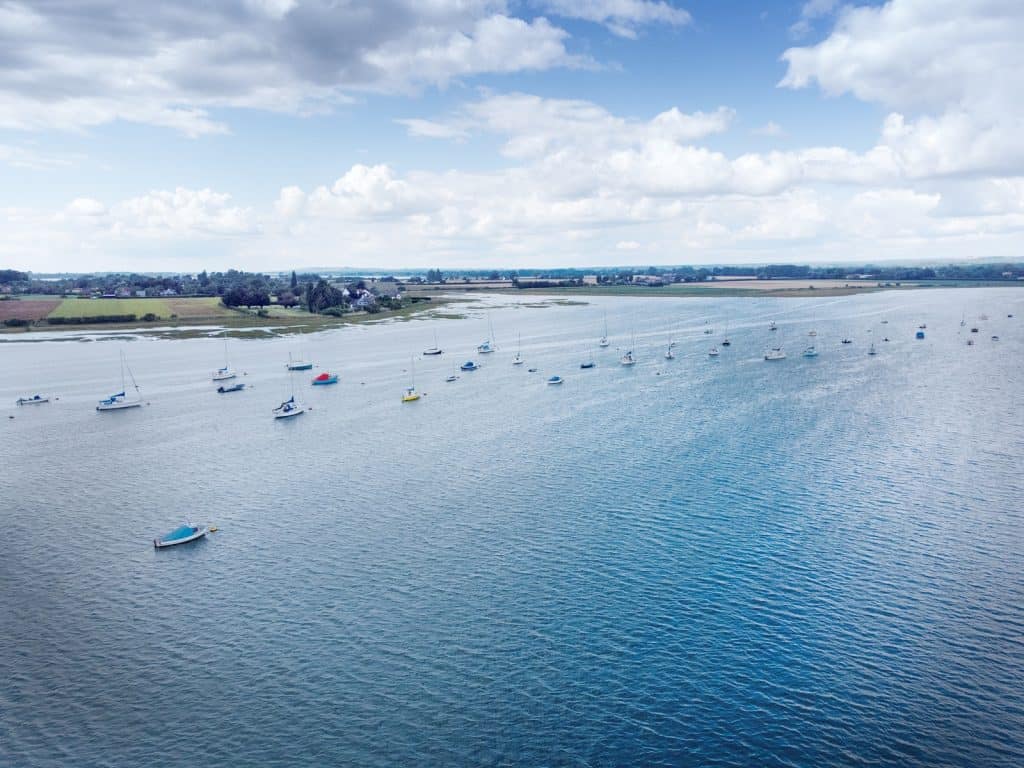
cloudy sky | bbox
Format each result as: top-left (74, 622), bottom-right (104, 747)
top-left (1, 0), bottom-right (1022, 272)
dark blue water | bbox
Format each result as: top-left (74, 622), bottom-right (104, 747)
top-left (2, 289), bottom-right (1023, 766)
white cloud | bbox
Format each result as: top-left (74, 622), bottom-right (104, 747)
top-left (0, 1), bottom-right (591, 135)
top-left (616, 240), bottom-right (641, 250)
top-left (395, 118), bottom-right (471, 140)
top-left (753, 121), bottom-right (785, 137)
top-left (781, 0), bottom-right (1024, 178)
top-left (111, 188), bottom-right (257, 238)
top-left (540, 0), bottom-right (691, 39)
top-left (789, 0), bottom-right (838, 39)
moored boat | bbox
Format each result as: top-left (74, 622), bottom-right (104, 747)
top-left (97, 351), bottom-right (142, 411)
top-left (580, 361), bottom-right (596, 369)
top-left (802, 346), bottom-right (818, 358)
top-left (709, 347), bottom-right (719, 357)
top-left (154, 524), bottom-right (208, 548)
top-left (217, 383), bottom-right (245, 393)
top-left (16, 394), bottom-right (49, 406)
top-left (460, 360), bottom-right (479, 371)
top-left (402, 386), bottom-right (421, 402)
top-left (547, 375), bottom-right (563, 385)
top-left (764, 347), bottom-right (786, 360)
top-left (620, 350), bottom-right (636, 366)
top-left (273, 396), bottom-right (305, 419)
top-left (312, 372), bottom-right (338, 385)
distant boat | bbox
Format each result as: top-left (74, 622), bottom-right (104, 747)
top-left (967, 339), bottom-right (975, 346)
top-left (154, 524), bottom-right (208, 549)
top-left (970, 327), bottom-right (979, 333)
top-left (97, 351), bottom-right (142, 411)
top-left (599, 314), bottom-right (610, 347)
top-left (217, 383), bottom-right (245, 393)
top-left (764, 348), bottom-right (786, 361)
top-left (286, 352), bottom-right (313, 371)
top-left (918, 324), bottom-right (927, 329)
top-left (664, 345), bottom-right (675, 360)
top-left (916, 330), bottom-right (925, 339)
top-left (883, 337), bottom-right (890, 342)
top-left (991, 335), bottom-right (1000, 341)
top-left (402, 357), bottom-right (420, 402)
top-left (802, 346), bottom-right (818, 358)
top-left (273, 395), bottom-right (305, 419)
top-left (841, 338), bottom-right (852, 344)
top-left (709, 347), bottom-right (719, 357)
top-left (580, 361), bottom-right (596, 369)
top-left (868, 343), bottom-right (877, 356)
top-left (423, 331), bottom-right (443, 355)
top-left (477, 314), bottom-right (497, 353)
top-left (769, 321), bottom-right (777, 331)
top-left (513, 334), bottom-right (524, 365)
top-left (312, 372), bottom-right (338, 385)
top-left (212, 339), bottom-right (236, 381)
top-left (16, 394), bottom-right (48, 406)
top-left (460, 360), bottom-right (479, 371)
top-left (808, 330), bottom-right (817, 337)
top-left (620, 350), bottom-right (636, 366)
top-left (547, 375), bottom-right (563, 385)
top-left (721, 338), bottom-right (731, 347)
top-left (527, 368), bottom-right (538, 373)
top-left (446, 375), bottom-right (459, 382)
top-left (881, 320), bottom-right (888, 324)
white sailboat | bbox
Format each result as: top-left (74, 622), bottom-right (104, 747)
top-left (621, 329), bottom-right (637, 365)
top-left (513, 334), bottom-right (524, 365)
top-left (664, 345), bottom-right (675, 360)
top-left (97, 351), bottom-right (143, 411)
top-left (286, 351), bottom-right (313, 371)
top-left (764, 347), bottom-right (786, 360)
top-left (477, 313), bottom-right (497, 353)
top-left (212, 338), bottom-right (236, 381)
top-left (423, 331), bottom-right (443, 356)
top-left (273, 370), bottom-right (305, 419)
top-left (599, 314), bottom-right (610, 347)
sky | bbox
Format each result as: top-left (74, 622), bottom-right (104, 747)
top-left (1, 0), bottom-right (1022, 272)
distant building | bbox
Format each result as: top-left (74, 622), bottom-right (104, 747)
top-left (583, 274), bottom-right (598, 285)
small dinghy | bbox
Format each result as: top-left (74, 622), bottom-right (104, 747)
top-left (154, 524), bottom-right (208, 548)
top-left (312, 372), bottom-right (338, 385)
top-left (580, 361), bottom-right (596, 369)
top-left (217, 383), bottom-right (245, 393)
top-left (446, 375), bottom-right (459, 382)
top-left (460, 361), bottom-right (479, 371)
top-left (527, 368), bottom-right (538, 373)
top-left (547, 375), bottom-right (563, 385)
top-left (709, 347), bottom-right (720, 357)
top-left (16, 394), bottom-right (49, 406)
top-left (721, 338), bottom-right (731, 347)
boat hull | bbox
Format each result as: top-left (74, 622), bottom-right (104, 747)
top-left (286, 363), bottom-right (313, 371)
top-left (154, 527), bottom-right (208, 548)
top-left (212, 371), bottom-right (236, 381)
top-left (96, 400), bottom-right (142, 411)
top-left (274, 406), bottom-right (306, 419)
top-left (16, 396), bottom-right (49, 405)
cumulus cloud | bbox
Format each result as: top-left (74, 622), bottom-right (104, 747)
top-left (540, 0), bottom-right (691, 39)
top-left (781, 0), bottom-right (1024, 177)
top-left (0, 0), bottom-right (591, 135)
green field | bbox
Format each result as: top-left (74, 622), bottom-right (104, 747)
top-left (47, 298), bottom-right (173, 319)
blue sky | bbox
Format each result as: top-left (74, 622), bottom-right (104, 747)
top-left (1, 0), bottom-right (1020, 272)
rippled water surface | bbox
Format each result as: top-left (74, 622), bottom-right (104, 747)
top-left (2, 289), bottom-right (1023, 767)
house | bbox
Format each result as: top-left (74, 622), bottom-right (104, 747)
top-left (354, 292), bottom-right (377, 309)
top-left (160, 288), bottom-right (178, 296)
top-left (582, 275), bottom-right (598, 285)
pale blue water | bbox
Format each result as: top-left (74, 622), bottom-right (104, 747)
top-left (2, 289), bottom-right (1023, 767)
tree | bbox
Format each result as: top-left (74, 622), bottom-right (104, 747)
top-left (290, 270), bottom-right (297, 289)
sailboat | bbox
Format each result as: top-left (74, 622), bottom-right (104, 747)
top-left (97, 351), bottom-right (143, 411)
top-left (868, 343), bottom-right (877, 356)
top-left (286, 351), bottom-right (313, 371)
top-left (513, 334), bottom-right (524, 365)
top-left (764, 347), bottom-right (786, 360)
top-left (708, 347), bottom-right (719, 357)
top-left (423, 331), bottom-right (443, 356)
top-left (769, 320), bottom-right (777, 331)
top-left (477, 314), bottom-right (497, 353)
top-left (664, 345), bottom-right (675, 360)
top-left (620, 329), bottom-right (637, 366)
top-left (273, 370), bottom-right (305, 419)
top-left (402, 357), bottom-right (421, 402)
top-left (599, 314), bottom-right (610, 347)
top-left (212, 338), bottom-right (236, 381)
top-left (802, 346), bottom-right (818, 358)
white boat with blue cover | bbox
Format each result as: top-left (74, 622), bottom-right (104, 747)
top-left (97, 351), bottom-right (142, 411)
top-left (273, 396), bottom-right (305, 419)
top-left (460, 360), bottom-right (479, 371)
top-left (154, 524), bottom-right (208, 548)
top-left (547, 375), bottom-right (563, 385)
top-left (16, 394), bottom-right (49, 406)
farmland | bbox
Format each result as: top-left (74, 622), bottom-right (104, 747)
top-left (0, 297), bottom-right (62, 322)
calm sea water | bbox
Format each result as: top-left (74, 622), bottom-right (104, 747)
top-left (2, 289), bottom-right (1023, 767)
